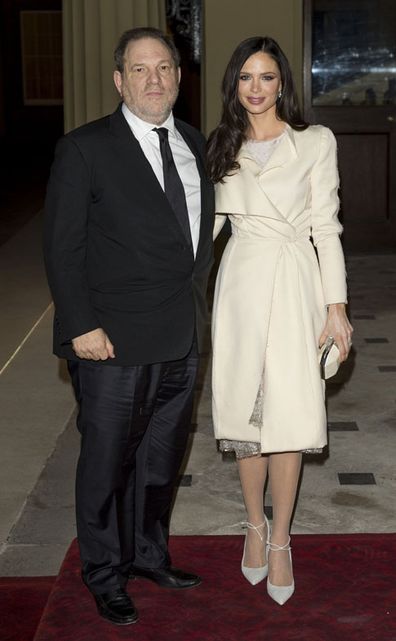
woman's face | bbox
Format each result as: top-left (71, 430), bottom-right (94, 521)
top-left (237, 52), bottom-right (282, 117)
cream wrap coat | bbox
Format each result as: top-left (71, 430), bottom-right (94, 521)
top-left (211, 125), bottom-right (347, 453)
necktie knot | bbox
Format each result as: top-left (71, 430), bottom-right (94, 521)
top-left (154, 127), bottom-right (169, 142)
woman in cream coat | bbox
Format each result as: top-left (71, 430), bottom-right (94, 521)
top-left (207, 36), bottom-right (353, 605)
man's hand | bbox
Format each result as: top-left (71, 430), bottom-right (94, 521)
top-left (72, 328), bottom-right (115, 361)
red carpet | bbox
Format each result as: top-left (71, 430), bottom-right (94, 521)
top-left (0, 576), bottom-right (55, 641)
top-left (6, 534), bottom-right (396, 641)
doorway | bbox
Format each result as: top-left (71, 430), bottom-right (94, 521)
top-left (304, 0), bottom-right (396, 253)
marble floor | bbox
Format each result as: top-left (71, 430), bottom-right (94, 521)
top-left (0, 211), bottom-right (395, 576)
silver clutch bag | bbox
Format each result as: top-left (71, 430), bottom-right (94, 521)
top-left (318, 336), bottom-right (340, 379)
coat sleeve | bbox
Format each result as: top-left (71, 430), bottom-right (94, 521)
top-left (43, 135), bottom-right (100, 343)
top-left (311, 126), bottom-right (348, 305)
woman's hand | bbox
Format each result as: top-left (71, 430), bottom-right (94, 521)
top-left (319, 303), bottom-right (353, 362)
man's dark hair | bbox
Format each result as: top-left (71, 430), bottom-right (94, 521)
top-left (114, 27), bottom-right (180, 73)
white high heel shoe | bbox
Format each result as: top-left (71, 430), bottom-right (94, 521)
top-left (240, 515), bottom-right (270, 585)
top-left (267, 536), bottom-right (295, 605)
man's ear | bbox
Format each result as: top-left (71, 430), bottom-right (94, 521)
top-left (113, 70), bottom-right (123, 96)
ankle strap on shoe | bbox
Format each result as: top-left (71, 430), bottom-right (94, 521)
top-left (267, 536), bottom-right (291, 552)
top-left (240, 521), bottom-right (267, 542)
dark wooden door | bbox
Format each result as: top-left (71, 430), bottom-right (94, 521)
top-left (304, 0), bottom-right (396, 252)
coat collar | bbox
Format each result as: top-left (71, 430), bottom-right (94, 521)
top-left (233, 124), bottom-right (299, 224)
top-left (238, 124), bottom-right (298, 175)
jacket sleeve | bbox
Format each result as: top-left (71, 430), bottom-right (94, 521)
top-left (43, 135), bottom-right (100, 343)
top-left (311, 126), bottom-right (348, 305)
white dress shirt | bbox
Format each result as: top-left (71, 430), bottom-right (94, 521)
top-left (122, 103), bottom-right (201, 257)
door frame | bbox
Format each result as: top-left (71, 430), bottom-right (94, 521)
top-left (303, 0), bottom-right (396, 251)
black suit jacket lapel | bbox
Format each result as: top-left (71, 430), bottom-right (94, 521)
top-left (108, 105), bottom-right (188, 245)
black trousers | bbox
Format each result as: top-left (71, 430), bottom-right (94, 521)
top-left (68, 345), bottom-right (198, 595)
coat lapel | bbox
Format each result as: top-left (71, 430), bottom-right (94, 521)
top-left (260, 125), bottom-right (297, 173)
top-left (239, 125), bottom-right (297, 173)
top-left (238, 126), bottom-right (298, 221)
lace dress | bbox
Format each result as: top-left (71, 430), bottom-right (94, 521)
top-left (218, 132), bottom-right (321, 459)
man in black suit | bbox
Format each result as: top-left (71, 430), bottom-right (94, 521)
top-left (44, 27), bottom-right (214, 626)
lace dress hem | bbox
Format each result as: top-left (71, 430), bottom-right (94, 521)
top-left (219, 439), bottom-right (323, 459)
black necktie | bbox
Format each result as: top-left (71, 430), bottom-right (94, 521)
top-left (154, 127), bottom-right (192, 247)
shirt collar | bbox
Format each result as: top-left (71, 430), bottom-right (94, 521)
top-left (121, 103), bottom-right (177, 141)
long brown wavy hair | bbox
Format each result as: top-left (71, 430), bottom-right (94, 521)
top-left (207, 36), bottom-right (308, 184)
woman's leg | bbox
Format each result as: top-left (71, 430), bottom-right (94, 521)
top-left (237, 455), bottom-right (269, 567)
top-left (268, 452), bottom-right (302, 585)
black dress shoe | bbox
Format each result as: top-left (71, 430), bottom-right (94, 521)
top-left (130, 565), bottom-right (201, 589)
top-left (93, 588), bottom-right (138, 625)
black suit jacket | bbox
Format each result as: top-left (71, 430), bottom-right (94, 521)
top-left (43, 104), bottom-right (214, 365)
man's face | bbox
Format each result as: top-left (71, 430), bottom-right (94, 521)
top-left (114, 37), bottom-right (180, 125)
